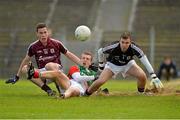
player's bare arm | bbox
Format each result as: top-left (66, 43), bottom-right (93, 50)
top-left (64, 51), bottom-right (82, 66)
top-left (16, 54), bottom-right (31, 77)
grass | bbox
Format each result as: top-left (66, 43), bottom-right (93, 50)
top-left (0, 79), bottom-right (180, 119)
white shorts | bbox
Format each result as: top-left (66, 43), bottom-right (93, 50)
top-left (58, 80), bottom-right (85, 96)
top-left (39, 65), bottom-right (63, 72)
top-left (105, 60), bottom-right (136, 78)
top-left (69, 80), bottom-right (85, 96)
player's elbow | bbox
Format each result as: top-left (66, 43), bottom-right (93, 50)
top-left (98, 48), bottom-right (105, 63)
top-left (98, 48), bottom-right (103, 56)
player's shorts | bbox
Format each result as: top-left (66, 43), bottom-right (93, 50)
top-left (57, 80), bottom-right (85, 96)
top-left (105, 60), bottom-right (136, 78)
top-left (39, 64), bottom-right (63, 72)
top-left (69, 80), bottom-right (85, 96)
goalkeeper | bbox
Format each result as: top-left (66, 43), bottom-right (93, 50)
top-left (85, 32), bottom-right (163, 96)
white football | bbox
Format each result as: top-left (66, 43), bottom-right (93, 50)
top-left (75, 25), bottom-right (91, 41)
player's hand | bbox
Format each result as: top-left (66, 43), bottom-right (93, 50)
top-left (6, 75), bottom-right (19, 84)
top-left (150, 74), bottom-right (164, 89)
top-left (27, 62), bottom-right (35, 80)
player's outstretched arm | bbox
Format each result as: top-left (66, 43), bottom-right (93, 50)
top-left (140, 55), bottom-right (164, 88)
top-left (65, 51), bottom-right (82, 66)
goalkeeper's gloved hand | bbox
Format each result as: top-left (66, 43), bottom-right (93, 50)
top-left (150, 73), bottom-right (164, 89)
top-left (6, 75), bottom-right (19, 84)
top-left (98, 62), bottom-right (105, 72)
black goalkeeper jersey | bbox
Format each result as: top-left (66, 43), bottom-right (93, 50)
top-left (102, 41), bottom-right (144, 66)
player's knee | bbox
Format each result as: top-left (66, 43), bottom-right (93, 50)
top-left (162, 69), bottom-right (167, 75)
top-left (72, 88), bottom-right (80, 96)
top-left (45, 62), bottom-right (59, 70)
top-left (66, 87), bottom-right (80, 97)
top-left (21, 65), bottom-right (28, 74)
top-left (170, 68), bottom-right (174, 74)
top-left (52, 70), bottom-right (62, 76)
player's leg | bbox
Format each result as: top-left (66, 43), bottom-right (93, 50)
top-left (22, 65), bottom-right (47, 87)
top-left (40, 71), bottom-right (70, 90)
top-left (45, 62), bottom-right (62, 70)
top-left (126, 64), bottom-right (147, 93)
top-left (22, 65), bottom-right (56, 96)
top-left (87, 68), bottom-right (114, 94)
top-left (170, 68), bottom-right (176, 79)
top-left (45, 62), bottom-right (62, 93)
top-left (62, 87), bottom-right (80, 99)
top-left (26, 62), bottom-right (70, 90)
top-left (62, 80), bottom-right (85, 99)
top-left (161, 68), bottom-right (168, 81)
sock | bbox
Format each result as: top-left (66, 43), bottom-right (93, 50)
top-left (138, 87), bottom-right (144, 93)
top-left (85, 89), bottom-right (92, 96)
top-left (60, 93), bottom-right (65, 99)
top-left (41, 84), bottom-right (52, 92)
top-left (33, 70), bottom-right (40, 78)
top-left (55, 83), bottom-right (61, 93)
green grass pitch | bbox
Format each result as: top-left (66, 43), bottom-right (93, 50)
top-left (0, 79), bottom-right (180, 119)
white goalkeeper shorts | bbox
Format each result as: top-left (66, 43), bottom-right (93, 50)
top-left (105, 60), bottom-right (136, 78)
top-left (57, 80), bottom-right (85, 96)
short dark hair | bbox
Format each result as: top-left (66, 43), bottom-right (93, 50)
top-left (36, 23), bottom-right (47, 32)
top-left (120, 31), bottom-right (132, 40)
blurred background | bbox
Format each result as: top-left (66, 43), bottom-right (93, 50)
top-left (0, 0), bottom-right (180, 78)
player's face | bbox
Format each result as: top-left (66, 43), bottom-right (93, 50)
top-left (120, 38), bottom-right (131, 52)
top-left (81, 54), bottom-right (92, 68)
top-left (164, 58), bottom-right (171, 65)
top-left (37, 27), bottom-right (49, 43)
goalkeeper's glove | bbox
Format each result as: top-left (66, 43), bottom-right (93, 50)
top-left (6, 75), bottom-right (19, 84)
top-left (150, 73), bottom-right (164, 89)
top-left (98, 62), bottom-right (105, 72)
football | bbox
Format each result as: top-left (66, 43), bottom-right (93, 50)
top-left (75, 25), bottom-right (91, 41)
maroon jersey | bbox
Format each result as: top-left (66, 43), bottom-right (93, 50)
top-left (27, 38), bottom-right (67, 68)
